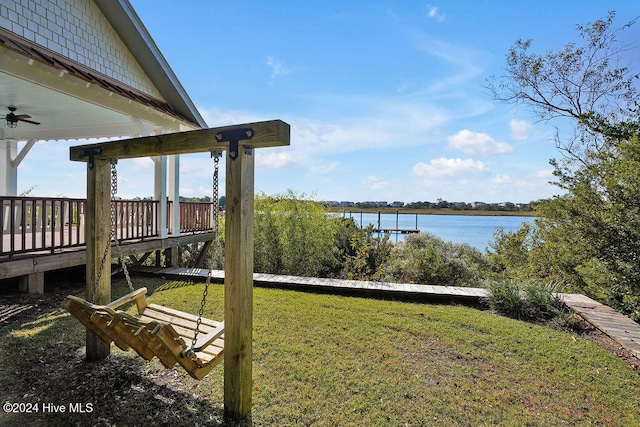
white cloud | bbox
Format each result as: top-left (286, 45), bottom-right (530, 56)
top-left (492, 174), bottom-right (513, 184)
top-left (427, 5), bottom-right (445, 22)
top-left (131, 157), bottom-right (154, 172)
top-left (534, 169), bottom-right (555, 179)
top-left (199, 107), bottom-right (266, 127)
top-left (413, 158), bottom-right (489, 178)
top-left (310, 161), bottom-right (340, 176)
top-left (409, 33), bottom-right (487, 97)
top-left (362, 175), bottom-right (390, 190)
top-left (509, 119), bottom-right (533, 141)
top-left (256, 151), bottom-right (298, 169)
top-left (266, 56), bottom-right (290, 80)
top-left (447, 129), bottom-right (513, 155)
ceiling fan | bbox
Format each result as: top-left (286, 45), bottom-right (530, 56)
top-left (5, 106), bottom-right (41, 128)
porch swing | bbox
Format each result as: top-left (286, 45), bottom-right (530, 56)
top-left (64, 153), bottom-right (225, 380)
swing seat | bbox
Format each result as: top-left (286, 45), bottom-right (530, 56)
top-left (63, 287), bottom-right (224, 380)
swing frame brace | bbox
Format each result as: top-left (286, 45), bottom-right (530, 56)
top-left (215, 127), bottom-right (254, 160)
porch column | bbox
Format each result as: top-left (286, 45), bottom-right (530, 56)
top-left (168, 154), bottom-right (181, 235)
top-left (0, 140), bottom-right (18, 196)
top-left (153, 156), bottom-right (168, 238)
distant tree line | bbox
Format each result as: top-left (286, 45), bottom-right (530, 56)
top-left (324, 200), bottom-right (537, 212)
top-left (403, 200), bottom-right (535, 212)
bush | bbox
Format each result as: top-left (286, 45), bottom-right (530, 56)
top-left (486, 280), bottom-right (528, 319)
top-left (341, 225), bottom-right (393, 281)
top-left (383, 233), bottom-right (490, 287)
top-left (523, 281), bottom-right (565, 317)
top-left (254, 190), bottom-right (339, 277)
top-left (487, 280), bottom-right (570, 321)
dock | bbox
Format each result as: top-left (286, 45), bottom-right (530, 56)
top-left (374, 228), bottom-right (420, 234)
top-left (135, 267), bottom-right (640, 361)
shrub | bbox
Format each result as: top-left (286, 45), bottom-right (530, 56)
top-left (523, 281), bottom-right (565, 317)
top-left (486, 280), bottom-right (528, 319)
top-left (341, 225), bottom-right (392, 281)
top-left (487, 280), bottom-right (573, 323)
top-left (383, 233), bottom-right (490, 287)
top-left (254, 190), bottom-right (339, 277)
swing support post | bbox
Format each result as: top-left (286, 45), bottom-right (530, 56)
top-left (224, 144), bottom-right (254, 420)
top-left (70, 119), bottom-right (290, 423)
top-left (85, 157), bottom-right (112, 361)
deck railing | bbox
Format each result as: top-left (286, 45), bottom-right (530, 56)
top-left (177, 201), bottom-right (215, 233)
top-left (1, 197), bottom-right (215, 257)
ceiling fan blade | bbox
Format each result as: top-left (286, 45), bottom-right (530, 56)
top-left (19, 118), bottom-right (40, 125)
top-left (16, 114), bottom-right (32, 119)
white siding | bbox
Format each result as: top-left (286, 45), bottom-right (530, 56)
top-left (0, 0), bottom-right (163, 99)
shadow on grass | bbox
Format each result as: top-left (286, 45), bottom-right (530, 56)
top-left (0, 281), bottom-right (232, 427)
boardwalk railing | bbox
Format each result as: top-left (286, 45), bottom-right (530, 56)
top-left (1, 197), bottom-right (215, 257)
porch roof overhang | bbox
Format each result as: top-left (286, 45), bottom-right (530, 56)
top-left (0, 25), bottom-right (203, 143)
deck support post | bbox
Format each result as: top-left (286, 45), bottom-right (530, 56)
top-left (224, 146), bottom-right (254, 422)
top-left (18, 272), bottom-right (44, 294)
top-left (85, 158), bottom-right (111, 361)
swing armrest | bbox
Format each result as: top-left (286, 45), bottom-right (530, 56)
top-left (107, 287), bottom-right (148, 312)
top-left (192, 322), bottom-right (225, 351)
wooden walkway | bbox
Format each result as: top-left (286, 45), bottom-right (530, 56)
top-left (136, 267), bottom-right (489, 303)
top-left (136, 267), bottom-right (640, 360)
top-left (561, 293), bottom-right (640, 359)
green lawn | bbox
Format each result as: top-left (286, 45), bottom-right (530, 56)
top-left (1, 278), bottom-right (639, 426)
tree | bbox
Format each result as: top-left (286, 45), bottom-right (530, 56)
top-left (537, 136), bottom-right (640, 319)
top-left (486, 12), bottom-right (640, 321)
top-left (253, 190), bottom-right (339, 277)
top-left (486, 11), bottom-right (639, 167)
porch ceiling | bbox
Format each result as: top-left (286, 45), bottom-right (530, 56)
top-left (0, 36), bottom-right (197, 143)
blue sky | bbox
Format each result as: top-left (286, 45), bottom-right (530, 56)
top-left (22, 1), bottom-right (640, 203)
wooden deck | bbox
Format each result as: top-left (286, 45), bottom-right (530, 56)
top-left (136, 267), bottom-right (640, 360)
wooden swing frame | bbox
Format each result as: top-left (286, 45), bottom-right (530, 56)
top-left (66, 119), bottom-right (290, 420)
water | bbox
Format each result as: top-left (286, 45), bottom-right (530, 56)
top-left (342, 212), bottom-right (535, 251)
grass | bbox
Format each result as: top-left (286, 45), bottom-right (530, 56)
top-left (1, 277), bottom-right (640, 426)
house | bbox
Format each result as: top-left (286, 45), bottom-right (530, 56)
top-left (0, 0), bottom-right (208, 292)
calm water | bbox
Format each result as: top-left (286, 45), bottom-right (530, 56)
top-left (343, 212), bottom-right (535, 251)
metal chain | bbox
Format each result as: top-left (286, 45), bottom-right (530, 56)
top-left (91, 162), bottom-right (135, 303)
top-left (91, 161), bottom-right (119, 302)
top-left (187, 152), bottom-right (221, 359)
top-left (211, 155), bottom-right (223, 268)
top-left (108, 162), bottom-right (135, 291)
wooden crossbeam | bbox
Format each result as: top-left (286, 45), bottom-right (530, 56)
top-left (69, 120), bottom-right (290, 161)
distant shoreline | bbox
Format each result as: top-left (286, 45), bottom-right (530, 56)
top-left (328, 208), bottom-right (536, 217)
